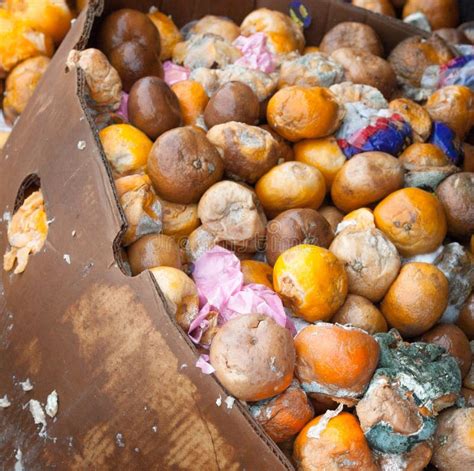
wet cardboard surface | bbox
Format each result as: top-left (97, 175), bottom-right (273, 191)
top-left (0, 1), bottom-right (423, 469)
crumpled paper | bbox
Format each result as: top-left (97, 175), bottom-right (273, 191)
top-left (233, 33), bottom-right (277, 74)
top-left (189, 246), bottom-right (295, 349)
top-left (163, 60), bottom-right (190, 86)
top-left (192, 246), bottom-right (243, 307)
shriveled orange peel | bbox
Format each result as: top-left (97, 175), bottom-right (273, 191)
top-left (3, 190), bottom-right (48, 274)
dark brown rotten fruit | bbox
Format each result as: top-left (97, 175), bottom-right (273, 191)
top-left (388, 35), bottom-right (454, 89)
top-left (331, 48), bottom-right (397, 99)
top-left (436, 172), bottom-right (474, 240)
top-left (319, 22), bottom-right (384, 57)
top-left (128, 76), bottom-right (182, 140)
top-left (266, 208), bottom-right (334, 266)
top-left (204, 81), bottom-right (260, 128)
top-left (209, 313), bottom-right (295, 401)
top-left (457, 293), bottom-right (474, 340)
top-left (331, 294), bottom-right (388, 334)
top-left (318, 206), bottom-right (344, 234)
top-left (421, 324), bottom-right (472, 379)
top-left (147, 126), bottom-right (224, 204)
top-left (331, 152), bottom-right (404, 213)
top-left (206, 122), bottom-right (280, 184)
top-left (98, 9), bottom-right (163, 91)
top-left (127, 233), bottom-right (181, 275)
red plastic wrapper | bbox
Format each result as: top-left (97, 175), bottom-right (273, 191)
top-left (336, 102), bottom-right (412, 158)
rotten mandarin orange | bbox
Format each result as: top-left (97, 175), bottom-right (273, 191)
top-left (7, 0), bottom-right (73, 44)
top-left (389, 98), bottom-right (432, 142)
top-left (273, 244), bottom-right (348, 322)
top-left (0, 9), bottom-right (54, 75)
top-left (294, 411), bottom-right (378, 471)
top-left (381, 262), bottom-right (449, 338)
top-left (319, 206), bottom-right (344, 234)
top-left (251, 382), bottom-right (314, 443)
top-left (149, 266), bottom-right (199, 332)
top-left (171, 80), bottom-right (209, 127)
top-left (337, 207), bottom-right (376, 233)
top-left (148, 9), bottom-right (182, 60)
top-left (240, 8), bottom-right (305, 55)
top-left (99, 124), bottom-right (153, 177)
top-left (3, 191), bottom-right (48, 275)
top-left (3, 56), bottom-right (50, 125)
top-left (294, 323), bottom-right (380, 402)
top-left (294, 136), bottom-right (346, 190)
top-left (240, 260), bottom-right (273, 289)
top-left (127, 233), bottom-right (181, 275)
top-left (159, 199), bottom-right (200, 243)
top-left (403, 0), bottom-right (459, 30)
top-left (267, 86), bottom-right (343, 142)
top-left (331, 152), bottom-right (404, 213)
top-left (399, 143), bottom-right (450, 167)
top-left (255, 161), bottom-right (326, 218)
top-left (374, 187), bottom-right (447, 257)
top-left (331, 294), bottom-right (388, 334)
top-left (425, 85), bottom-right (474, 139)
top-left (352, 0), bottom-right (395, 16)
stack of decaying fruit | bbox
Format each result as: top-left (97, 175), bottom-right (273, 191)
top-left (2, 4), bottom-right (473, 471)
top-left (352, 0), bottom-right (473, 42)
top-left (0, 1), bottom-right (85, 148)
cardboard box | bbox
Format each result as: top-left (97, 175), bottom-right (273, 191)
top-left (0, 1), bottom-right (423, 468)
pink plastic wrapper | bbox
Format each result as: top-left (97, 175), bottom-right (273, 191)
top-left (192, 246), bottom-right (243, 307)
top-left (189, 246), bottom-right (295, 349)
top-left (233, 33), bottom-right (277, 73)
top-left (163, 61), bottom-right (190, 86)
top-left (188, 303), bottom-right (216, 344)
top-left (195, 354), bottom-right (216, 374)
top-left (116, 92), bottom-right (129, 122)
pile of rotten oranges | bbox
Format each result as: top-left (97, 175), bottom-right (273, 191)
top-left (0, 1), bottom-right (85, 147)
top-left (3, 3), bottom-right (474, 471)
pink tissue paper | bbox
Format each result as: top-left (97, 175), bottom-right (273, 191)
top-left (233, 33), bottom-right (277, 74)
top-left (189, 246), bottom-right (295, 352)
top-left (163, 61), bottom-right (190, 86)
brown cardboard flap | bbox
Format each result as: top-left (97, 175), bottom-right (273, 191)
top-left (0, 1), bottom-right (423, 469)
